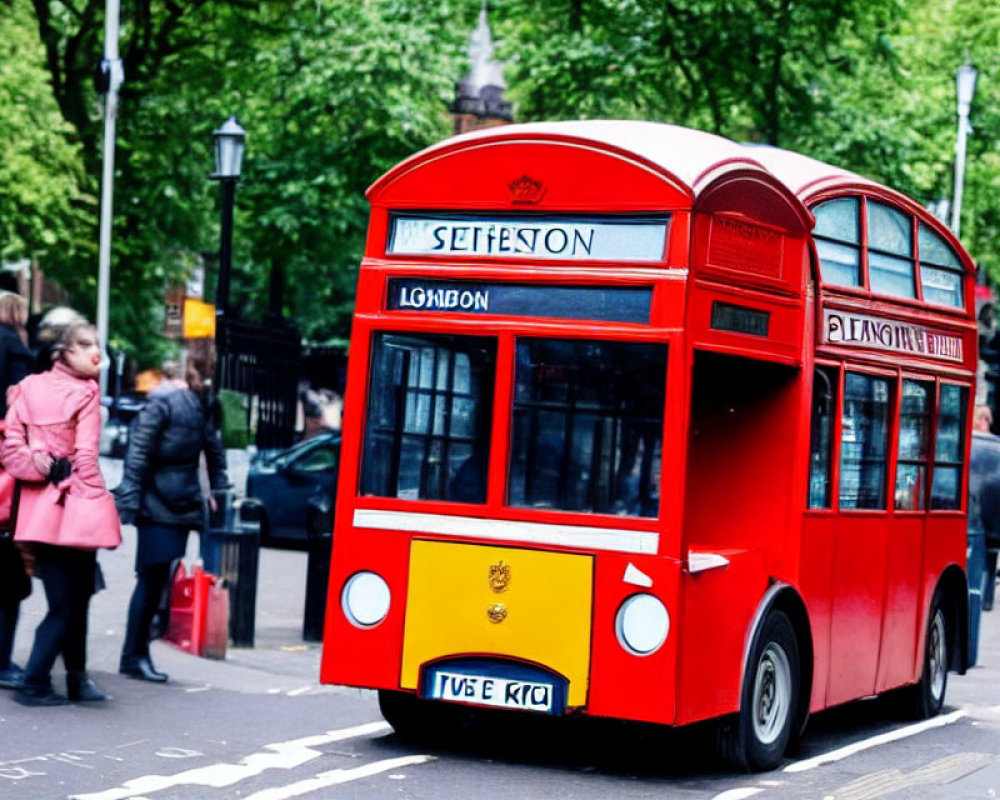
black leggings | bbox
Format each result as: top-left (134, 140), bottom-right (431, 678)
top-left (121, 562), bottom-right (172, 661)
top-left (0, 600), bottom-right (18, 670)
top-left (23, 545), bottom-right (96, 687)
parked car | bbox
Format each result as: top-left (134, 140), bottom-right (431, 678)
top-left (246, 432), bottom-right (340, 548)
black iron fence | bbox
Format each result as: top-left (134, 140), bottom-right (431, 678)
top-left (216, 318), bottom-right (302, 450)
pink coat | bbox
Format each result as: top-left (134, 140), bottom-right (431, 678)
top-left (2, 363), bottom-right (117, 545)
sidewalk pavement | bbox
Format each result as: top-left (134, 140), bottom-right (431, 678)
top-left (11, 450), bottom-right (327, 693)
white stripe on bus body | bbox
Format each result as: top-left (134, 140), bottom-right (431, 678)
top-left (352, 509), bottom-right (659, 555)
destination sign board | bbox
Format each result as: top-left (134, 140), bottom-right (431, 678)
top-left (822, 309), bottom-right (963, 363)
top-left (386, 279), bottom-right (652, 324)
top-left (387, 214), bottom-right (669, 263)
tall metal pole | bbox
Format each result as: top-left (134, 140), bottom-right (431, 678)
top-left (951, 113), bottom-right (970, 238)
top-left (96, 0), bottom-right (123, 394)
top-left (951, 61), bottom-right (978, 238)
top-left (213, 178), bottom-right (236, 389)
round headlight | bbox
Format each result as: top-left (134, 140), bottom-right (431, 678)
top-left (341, 571), bottom-right (391, 628)
top-left (615, 593), bottom-right (669, 656)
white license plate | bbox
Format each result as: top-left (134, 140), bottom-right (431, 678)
top-left (428, 670), bottom-right (554, 713)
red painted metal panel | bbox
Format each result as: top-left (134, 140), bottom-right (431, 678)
top-left (799, 515), bottom-right (835, 711)
top-left (674, 550), bottom-right (769, 725)
top-left (827, 516), bottom-right (889, 705)
top-left (876, 517), bottom-right (924, 691)
top-left (586, 553), bottom-right (680, 724)
top-left (320, 528), bottom-right (411, 689)
top-left (371, 139), bottom-right (691, 215)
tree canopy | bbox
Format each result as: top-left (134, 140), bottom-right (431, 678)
top-left (1, 0), bottom-right (998, 365)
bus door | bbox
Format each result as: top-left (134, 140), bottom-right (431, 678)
top-left (678, 350), bottom-right (802, 716)
top-left (828, 369), bottom-right (892, 704)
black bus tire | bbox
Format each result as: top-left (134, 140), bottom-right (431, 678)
top-left (901, 594), bottom-right (949, 720)
top-left (723, 610), bottom-right (800, 772)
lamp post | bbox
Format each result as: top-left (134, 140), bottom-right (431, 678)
top-left (210, 116), bottom-right (246, 389)
top-left (951, 60), bottom-right (978, 238)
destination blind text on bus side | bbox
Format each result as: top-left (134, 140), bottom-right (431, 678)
top-left (823, 309), bottom-right (963, 362)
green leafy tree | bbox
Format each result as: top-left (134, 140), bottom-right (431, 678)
top-left (0, 0), bottom-right (90, 274)
top-left (231, 0), bottom-right (468, 341)
top-left (25, 0), bottom-right (469, 358)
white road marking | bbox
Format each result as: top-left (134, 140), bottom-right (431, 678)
top-left (240, 755), bottom-right (435, 800)
top-left (710, 788), bottom-right (764, 800)
top-left (68, 721), bottom-right (391, 800)
top-left (286, 687), bottom-right (312, 697)
top-left (784, 709), bottom-right (967, 773)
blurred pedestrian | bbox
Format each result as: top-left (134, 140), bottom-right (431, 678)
top-left (115, 361), bottom-right (229, 682)
top-left (3, 315), bottom-right (120, 706)
top-left (0, 291), bottom-right (35, 689)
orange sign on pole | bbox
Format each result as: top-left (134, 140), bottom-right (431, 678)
top-left (183, 298), bottom-right (216, 339)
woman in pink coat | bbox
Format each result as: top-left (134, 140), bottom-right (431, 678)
top-left (2, 317), bottom-right (115, 705)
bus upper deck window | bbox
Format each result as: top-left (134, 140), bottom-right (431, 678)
top-left (813, 198), bottom-right (861, 288)
top-left (360, 332), bottom-right (496, 503)
top-left (918, 223), bottom-right (965, 308)
top-left (508, 338), bottom-right (667, 518)
top-left (867, 201), bottom-right (916, 299)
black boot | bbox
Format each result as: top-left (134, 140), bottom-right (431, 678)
top-left (14, 681), bottom-right (68, 706)
top-left (67, 672), bottom-right (107, 702)
top-left (0, 663), bottom-right (25, 690)
top-left (119, 656), bottom-right (168, 683)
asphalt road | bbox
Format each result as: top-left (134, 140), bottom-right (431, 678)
top-left (2, 455), bottom-right (1000, 799)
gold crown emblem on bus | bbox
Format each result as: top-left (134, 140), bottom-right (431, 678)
top-left (508, 175), bottom-right (546, 205)
top-left (487, 603), bottom-right (508, 624)
top-left (489, 560), bottom-right (511, 593)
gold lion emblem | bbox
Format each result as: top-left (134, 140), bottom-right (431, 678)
top-left (487, 603), bottom-right (508, 624)
top-left (488, 560), bottom-right (511, 593)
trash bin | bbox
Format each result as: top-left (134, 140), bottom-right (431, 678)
top-left (202, 494), bottom-right (263, 647)
top-left (201, 489), bottom-right (235, 576)
top-left (967, 522), bottom-right (987, 667)
top-left (303, 496), bottom-right (333, 642)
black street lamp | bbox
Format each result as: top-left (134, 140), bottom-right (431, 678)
top-left (211, 115), bottom-right (246, 388)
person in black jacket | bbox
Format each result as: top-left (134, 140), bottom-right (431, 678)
top-left (0, 291), bottom-right (35, 689)
top-left (115, 362), bottom-right (229, 682)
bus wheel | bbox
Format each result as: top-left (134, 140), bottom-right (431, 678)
top-left (723, 610), bottom-right (800, 772)
top-left (902, 597), bottom-right (948, 719)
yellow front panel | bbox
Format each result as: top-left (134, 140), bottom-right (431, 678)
top-left (401, 540), bottom-right (594, 708)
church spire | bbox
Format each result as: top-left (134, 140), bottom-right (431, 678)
top-left (451, 1), bottom-right (512, 134)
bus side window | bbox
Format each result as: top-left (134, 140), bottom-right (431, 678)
top-left (839, 372), bottom-right (891, 510)
top-left (895, 380), bottom-right (933, 510)
top-left (807, 367), bottom-right (837, 509)
top-left (930, 384), bottom-right (969, 510)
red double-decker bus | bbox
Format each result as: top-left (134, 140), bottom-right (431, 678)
top-left (320, 121), bottom-right (975, 771)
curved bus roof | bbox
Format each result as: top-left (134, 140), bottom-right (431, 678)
top-left (372, 120), bottom-right (901, 208)
top-left (371, 120), bottom-right (772, 201)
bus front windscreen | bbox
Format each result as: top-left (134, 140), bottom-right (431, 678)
top-left (359, 332), bottom-right (667, 519)
top-left (361, 332), bottom-right (496, 503)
